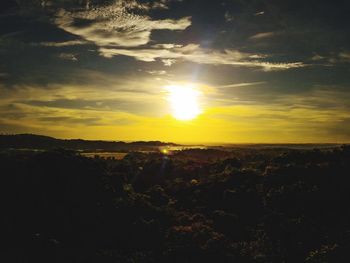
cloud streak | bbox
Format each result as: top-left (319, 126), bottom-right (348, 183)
top-left (100, 44), bottom-right (305, 70)
top-left (219, 82), bottom-right (267, 88)
top-left (249, 32), bottom-right (275, 40)
top-left (39, 40), bottom-right (88, 47)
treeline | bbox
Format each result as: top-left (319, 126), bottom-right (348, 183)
top-left (2, 145), bottom-right (350, 262)
top-left (0, 134), bottom-right (177, 151)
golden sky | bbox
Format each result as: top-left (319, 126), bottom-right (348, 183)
top-left (1, 0), bottom-right (350, 143)
top-left (1, 78), bottom-right (349, 143)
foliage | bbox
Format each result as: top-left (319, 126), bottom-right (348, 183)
top-left (2, 145), bottom-right (350, 262)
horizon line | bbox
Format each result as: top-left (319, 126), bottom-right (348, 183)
top-left (1, 133), bottom-right (349, 146)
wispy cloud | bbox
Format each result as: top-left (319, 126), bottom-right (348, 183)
top-left (338, 52), bottom-right (350, 61)
top-left (219, 82), bottom-right (266, 88)
top-left (100, 44), bottom-right (305, 70)
top-left (254, 11), bottom-right (265, 16)
top-left (38, 116), bottom-right (102, 126)
top-left (311, 54), bottom-right (326, 61)
top-left (58, 53), bottom-right (78, 61)
top-left (146, 70), bottom-right (167, 75)
top-left (39, 40), bottom-right (88, 47)
top-left (310, 51), bottom-right (350, 64)
top-left (249, 32), bottom-right (275, 40)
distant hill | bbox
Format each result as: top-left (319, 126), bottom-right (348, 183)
top-left (0, 134), bottom-right (178, 152)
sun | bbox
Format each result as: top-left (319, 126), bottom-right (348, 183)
top-left (165, 84), bottom-right (201, 121)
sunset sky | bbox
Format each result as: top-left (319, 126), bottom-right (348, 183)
top-left (1, 0), bottom-right (350, 143)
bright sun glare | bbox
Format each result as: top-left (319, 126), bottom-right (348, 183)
top-left (165, 84), bottom-right (201, 121)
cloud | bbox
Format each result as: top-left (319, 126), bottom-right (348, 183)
top-left (254, 11), bottom-right (265, 16)
top-left (311, 54), bottom-right (325, 61)
top-left (152, 43), bottom-right (183, 49)
top-left (219, 82), bottom-right (266, 88)
top-left (99, 44), bottom-right (306, 70)
top-left (17, 97), bottom-right (168, 117)
top-left (224, 12), bottom-right (234, 22)
top-left (142, 0), bottom-right (184, 10)
top-left (39, 40), bottom-right (88, 47)
top-left (55, 2), bottom-right (191, 48)
top-left (215, 84), bottom-right (350, 112)
top-left (11, 0), bottom-right (306, 72)
top-left (6, 78), bottom-right (170, 117)
top-left (0, 101), bottom-right (141, 137)
top-left (146, 70), bottom-right (167, 75)
top-left (338, 52), bottom-right (350, 61)
top-left (162, 59), bottom-right (176, 66)
top-left (38, 116), bottom-right (102, 126)
top-left (310, 51), bottom-right (350, 64)
top-left (58, 53), bottom-right (78, 61)
top-left (249, 32), bottom-right (275, 40)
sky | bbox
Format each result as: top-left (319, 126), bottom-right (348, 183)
top-left (0, 0), bottom-right (350, 143)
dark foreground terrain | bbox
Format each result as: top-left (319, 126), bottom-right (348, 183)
top-left (2, 145), bottom-right (350, 262)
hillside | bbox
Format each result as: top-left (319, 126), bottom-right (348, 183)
top-left (0, 134), bottom-right (178, 152)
